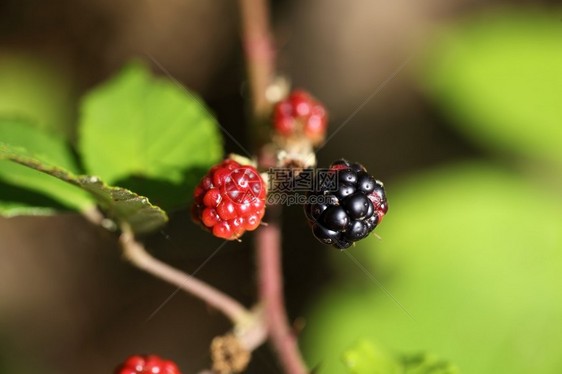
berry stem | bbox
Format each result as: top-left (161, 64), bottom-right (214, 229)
top-left (119, 226), bottom-right (252, 325)
top-left (256, 214), bottom-right (308, 374)
top-left (239, 0), bottom-right (275, 118)
top-left (239, 0), bottom-right (309, 372)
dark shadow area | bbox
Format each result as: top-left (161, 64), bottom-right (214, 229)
top-left (114, 166), bottom-right (209, 213)
top-left (0, 180), bottom-right (74, 212)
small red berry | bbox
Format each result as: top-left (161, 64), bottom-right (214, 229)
top-left (192, 157), bottom-right (267, 240)
top-left (115, 354), bottom-right (181, 374)
top-left (273, 89), bottom-right (328, 145)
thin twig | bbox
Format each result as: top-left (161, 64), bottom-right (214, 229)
top-left (256, 213), bottom-right (308, 374)
top-left (239, 0), bottom-right (275, 119)
top-left (239, 0), bottom-right (310, 372)
top-left (235, 305), bottom-right (268, 351)
top-left (119, 226), bottom-right (252, 325)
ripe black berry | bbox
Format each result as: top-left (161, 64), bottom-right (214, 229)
top-left (304, 159), bottom-right (388, 249)
top-left (321, 206), bottom-right (349, 231)
top-left (351, 162), bottom-right (366, 173)
top-left (357, 172), bottom-right (376, 194)
top-left (343, 193), bottom-right (371, 220)
top-left (347, 220), bottom-right (368, 241)
top-left (338, 169), bottom-right (357, 184)
top-left (365, 215), bottom-right (379, 231)
top-left (305, 201), bottom-right (328, 221)
top-left (335, 183), bottom-right (356, 200)
top-left (312, 223), bottom-right (339, 244)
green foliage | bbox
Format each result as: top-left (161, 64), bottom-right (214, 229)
top-left (72, 177), bottom-right (168, 235)
top-left (303, 163), bottom-right (562, 373)
top-left (0, 140), bottom-right (167, 234)
top-left (421, 11), bottom-right (562, 164)
top-left (0, 54), bottom-right (75, 138)
top-left (342, 340), bottom-right (458, 374)
top-left (342, 340), bottom-right (401, 374)
top-left (401, 353), bottom-right (459, 374)
top-left (78, 61), bottom-right (223, 208)
top-left (0, 59), bottom-right (224, 233)
top-left (0, 118), bottom-right (92, 213)
top-left (307, 11), bottom-right (562, 373)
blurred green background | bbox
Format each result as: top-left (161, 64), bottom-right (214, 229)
top-left (1, 1), bottom-right (561, 373)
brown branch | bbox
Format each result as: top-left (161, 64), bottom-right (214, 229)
top-left (256, 212), bottom-right (308, 374)
top-left (119, 227), bottom-right (252, 325)
top-left (239, 0), bottom-right (275, 118)
top-left (239, 1), bottom-right (309, 372)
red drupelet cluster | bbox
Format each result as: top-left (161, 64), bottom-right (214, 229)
top-left (273, 90), bottom-right (328, 145)
top-left (192, 158), bottom-right (266, 240)
top-left (114, 355), bottom-right (180, 374)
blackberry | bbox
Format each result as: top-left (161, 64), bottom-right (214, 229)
top-left (344, 193), bottom-right (372, 220)
top-left (304, 159), bottom-right (388, 249)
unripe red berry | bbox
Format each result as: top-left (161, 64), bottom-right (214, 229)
top-left (115, 354), bottom-right (181, 374)
top-left (192, 157), bottom-right (267, 240)
top-left (273, 89), bottom-right (328, 145)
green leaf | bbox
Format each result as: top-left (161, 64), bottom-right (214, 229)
top-left (303, 164), bottom-right (562, 374)
top-left (341, 340), bottom-right (458, 374)
top-left (0, 142), bottom-right (168, 234)
top-left (78, 61), bottom-right (223, 209)
top-left (342, 340), bottom-right (401, 374)
top-left (421, 11), bottom-right (562, 164)
top-left (0, 53), bottom-right (75, 138)
top-left (401, 353), bottom-right (459, 374)
top-left (0, 118), bottom-right (92, 212)
top-left (72, 175), bottom-right (169, 235)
